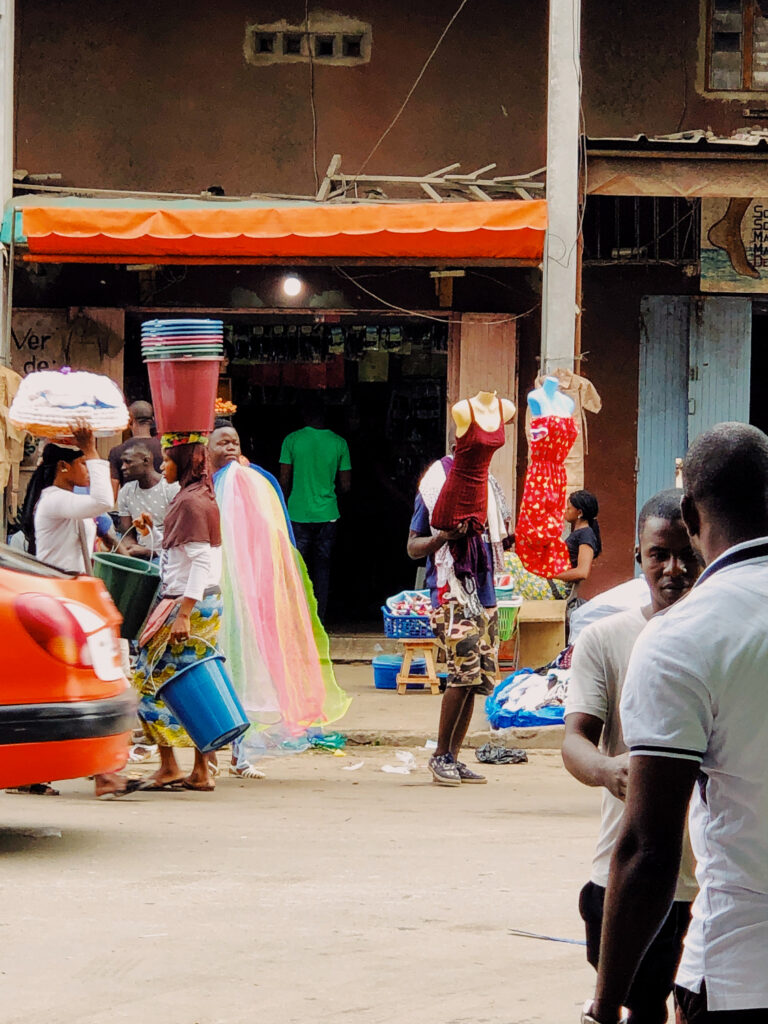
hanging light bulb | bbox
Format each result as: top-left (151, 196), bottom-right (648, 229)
top-left (282, 274), bottom-right (303, 297)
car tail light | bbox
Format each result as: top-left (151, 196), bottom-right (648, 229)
top-left (14, 593), bottom-right (94, 668)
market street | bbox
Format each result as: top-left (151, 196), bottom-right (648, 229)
top-left (1, 746), bottom-right (597, 1024)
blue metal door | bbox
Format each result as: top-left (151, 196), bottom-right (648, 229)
top-left (636, 296), bottom-right (690, 522)
top-left (688, 297), bottom-right (752, 439)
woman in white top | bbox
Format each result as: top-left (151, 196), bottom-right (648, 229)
top-left (132, 434), bottom-right (222, 792)
top-left (22, 422), bottom-right (113, 572)
top-left (19, 422), bottom-right (135, 800)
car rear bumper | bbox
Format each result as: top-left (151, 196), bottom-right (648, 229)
top-left (0, 690), bottom-right (137, 745)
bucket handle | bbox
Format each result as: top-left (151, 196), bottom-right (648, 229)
top-left (115, 523), bottom-right (157, 570)
top-left (144, 631), bottom-right (219, 695)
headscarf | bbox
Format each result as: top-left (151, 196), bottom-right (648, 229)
top-left (162, 442), bottom-right (221, 550)
top-left (569, 489), bottom-right (602, 557)
top-left (20, 444), bottom-right (83, 555)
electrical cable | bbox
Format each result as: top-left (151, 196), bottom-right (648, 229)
top-left (333, 266), bottom-right (540, 326)
top-left (350, 0), bottom-right (472, 185)
top-left (305, 0), bottom-right (320, 194)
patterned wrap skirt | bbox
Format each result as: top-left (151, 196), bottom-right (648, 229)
top-left (133, 590), bottom-right (223, 748)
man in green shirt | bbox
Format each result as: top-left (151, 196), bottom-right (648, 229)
top-left (279, 398), bottom-right (351, 622)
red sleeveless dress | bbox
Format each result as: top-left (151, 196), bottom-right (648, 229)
top-left (431, 399), bottom-right (506, 534)
top-left (515, 414), bottom-right (578, 578)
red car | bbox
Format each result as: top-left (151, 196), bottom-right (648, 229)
top-left (0, 542), bottom-right (135, 789)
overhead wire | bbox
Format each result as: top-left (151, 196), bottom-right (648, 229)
top-left (333, 266), bottom-right (540, 326)
top-left (348, 0), bottom-right (472, 188)
top-left (305, 0), bottom-right (320, 194)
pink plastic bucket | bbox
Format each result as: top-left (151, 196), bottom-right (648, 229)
top-left (147, 358), bottom-right (220, 434)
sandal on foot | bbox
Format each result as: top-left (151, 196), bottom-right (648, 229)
top-left (229, 764), bottom-right (266, 779)
top-left (181, 779), bottom-right (215, 792)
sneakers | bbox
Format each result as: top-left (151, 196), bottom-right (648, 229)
top-left (428, 752), bottom-right (461, 786)
top-left (454, 760), bottom-right (487, 784)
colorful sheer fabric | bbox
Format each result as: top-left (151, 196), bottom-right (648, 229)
top-left (214, 461), bottom-right (350, 756)
top-left (133, 591), bottom-right (222, 747)
top-left (515, 415), bottom-right (578, 578)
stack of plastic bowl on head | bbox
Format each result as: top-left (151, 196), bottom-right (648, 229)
top-left (141, 319), bottom-right (223, 434)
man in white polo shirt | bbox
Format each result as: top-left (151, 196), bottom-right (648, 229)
top-left (584, 423), bottom-right (768, 1024)
top-left (564, 488), bottom-right (700, 1023)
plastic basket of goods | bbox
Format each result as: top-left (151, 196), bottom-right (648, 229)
top-left (382, 590), bottom-right (434, 638)
top-left (496, 594), bottom-right (523, 642)
top-left (8, 368), bottom-right (129, 439)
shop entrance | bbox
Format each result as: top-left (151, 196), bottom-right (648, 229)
top-left (124, 310), bottom-right (448, 626)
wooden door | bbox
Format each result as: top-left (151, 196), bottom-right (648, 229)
top-left (448, 313), bottom-right (518, 510)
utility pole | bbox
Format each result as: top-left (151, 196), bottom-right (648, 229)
top-left (0, 0), bottom-right (12, 369)
top-left (541, 0), bottom-right (581, 376)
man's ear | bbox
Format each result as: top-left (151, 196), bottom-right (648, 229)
top-left (681, 493), bottom-right (700, 539)
top-left (634, 543), bottom-right (641, 566)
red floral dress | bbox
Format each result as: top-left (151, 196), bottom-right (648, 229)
top-left (515, 415), bottom-right (578, 578)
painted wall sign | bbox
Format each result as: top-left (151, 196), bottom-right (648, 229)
top-left (701, 198), bottom-right (768, 293)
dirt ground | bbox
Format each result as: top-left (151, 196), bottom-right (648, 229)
top-left (0, 745), bottom-right (600, 1024)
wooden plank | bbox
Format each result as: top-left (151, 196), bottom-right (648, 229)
top-left (450, 313), bottom-right (519, 511)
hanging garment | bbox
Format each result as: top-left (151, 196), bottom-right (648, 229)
top-left (431, 399), bottom-right (506, 534)
top-left (515, 414), bottom-right (578, 578)
top-left (430, 399), bottom-right (506, 588)
top-left (525, 369), bottom-right (601, 492)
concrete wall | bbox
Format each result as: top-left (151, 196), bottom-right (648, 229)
top-left (15, 1), bottom-right (755, 197)
top-left (582, 0), bottom-right (753, 138)
top-left (15, 0), bottom-right (547, 195)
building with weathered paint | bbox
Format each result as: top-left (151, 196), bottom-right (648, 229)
top-left (7, 0), bottom-right (768, 615)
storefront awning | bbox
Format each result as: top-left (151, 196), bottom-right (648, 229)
top-left (2, 195), bottom-right (547, 264)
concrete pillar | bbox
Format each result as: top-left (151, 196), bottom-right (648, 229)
top-left (540, 0), bottom-right (581, 376)
top-left (0, 0), bottom-right (13, 369)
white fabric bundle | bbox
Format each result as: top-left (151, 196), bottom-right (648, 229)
top-left (9, 369), bottom-right (129, 438)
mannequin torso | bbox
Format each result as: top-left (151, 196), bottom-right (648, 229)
top-left (527, 376), bottom-right (574, 419)
top-left (453, 391), bottom-right (516, 438)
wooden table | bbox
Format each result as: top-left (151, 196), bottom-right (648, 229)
top-left (499, 600), bottom-right (566, 671)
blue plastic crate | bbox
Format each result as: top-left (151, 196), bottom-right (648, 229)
top-left (381, 606), bottom-right (434, 639)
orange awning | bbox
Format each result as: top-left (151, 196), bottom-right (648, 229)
top-left (6, 197), bottom-right (547, 263)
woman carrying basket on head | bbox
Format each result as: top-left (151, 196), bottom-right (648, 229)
top-left (132, 432), bottom-right (223, 792)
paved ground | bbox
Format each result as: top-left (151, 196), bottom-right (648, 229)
top-left (0, 745), bottom-right (598, 1024)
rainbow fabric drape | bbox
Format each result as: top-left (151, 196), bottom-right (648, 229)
top-left (214, 461), bottom-right (350, 756)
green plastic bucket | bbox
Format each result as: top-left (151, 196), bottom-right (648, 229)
top-left (92, 552), bottom-right (161, 640)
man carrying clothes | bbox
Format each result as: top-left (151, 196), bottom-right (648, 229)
top-left (408, 453), bottom-right (507, 787)
top-left (585, 423), bottom-right (768, 1024)
top-left (563, 488), bottom-right (700, 1023)
top-left (279, 396), bottom-right (351, 622)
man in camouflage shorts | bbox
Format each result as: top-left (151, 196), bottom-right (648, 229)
top-left (408, 460), bottom-right (500, 786)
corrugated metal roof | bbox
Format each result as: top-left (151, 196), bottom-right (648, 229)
top-left (587, 128), bottom-right (768, 154)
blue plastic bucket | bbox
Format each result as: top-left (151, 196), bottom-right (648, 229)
top-left (157, 653), bottom-right (249, 753)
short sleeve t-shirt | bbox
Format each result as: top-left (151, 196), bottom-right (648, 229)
top-left (117, 478), bottom-right (179, 548)
top-left (566, 525), bottom-right (599, 567)
top-left (108, 436), bottom-right (164, 487)
top-left (279, 427), bottom-right (351, 523)
top-left (566, 606), bottom-right (698, 900)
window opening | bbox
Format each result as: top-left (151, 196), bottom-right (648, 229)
top-left (283, 33), bottom-right (304, 55)
top-left (343, 35), bottom-right (363, 57)
top-left (256, 33), bottom-right (276, 54)
top-left (708, 0), bottom-right (768, 91)
top-left (315, 35), bottom-right (335, 58)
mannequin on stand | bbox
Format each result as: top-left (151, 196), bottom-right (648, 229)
top-left (515, 377), bottom-right (578, 579)
top-left (527, 375), bottom-right (575, 419)
top-left (416, 389), bottom-right (514, 787)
